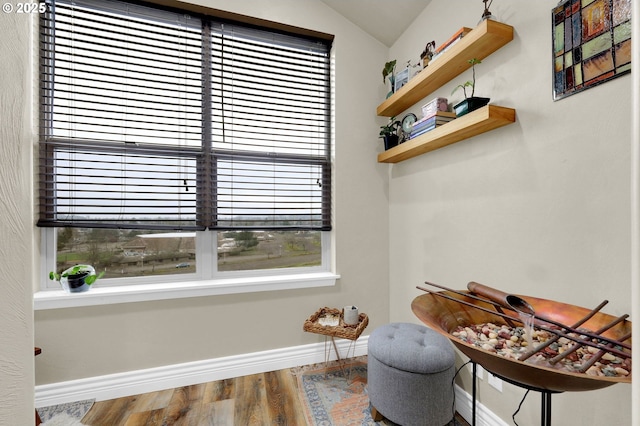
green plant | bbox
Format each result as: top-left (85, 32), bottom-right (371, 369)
top-left (49, 264), bottom-right (104, 285)
top-left (451, 58), bottom-right (482, 99)
top-left (382, 60), bottom-right (397, 84)
top-left (379, 116), bottom-right (400, 138)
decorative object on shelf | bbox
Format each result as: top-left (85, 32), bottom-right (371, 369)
top-left (430, 27), bottom-right (472, 64)
top-left (451, 58), bottom-right (490, 117)
top-left (400, 113), bottom-right (417, 142)
top-left (382, 60), bottom-right (397, 98)
top-left (421, 97), bottom-right (449, 118)
top-left (420, 41), bottom-right (436, 68)
top-left (49, 264), bottom-right (104, 293)
top-left (394, 67), bottom-right (409, 93)
top-left (552, 0), bottom-right (631, 101)
top-left (479, 0), bottom-right (496, 23)
top-left (379, 116), bottom-right (400, 150)
top-left (399, 113), bottom-right (418, 143)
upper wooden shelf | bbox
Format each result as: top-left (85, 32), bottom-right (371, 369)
top-left (377, 105), bottom-right (516, 163)
top-left (376, 20), bottom-right (514, 118)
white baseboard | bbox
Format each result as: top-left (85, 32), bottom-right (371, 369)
top-left (35, 336), bottom-right (369, 408)
top-left (455, 384), bottom-right (509, 426)
top-left (36, 336), bottom-right (504, 426)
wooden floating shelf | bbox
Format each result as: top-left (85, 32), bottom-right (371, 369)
top-left (377, 20), bottom-right (514, 118)
top-left (377, 105), bottom-right (516, 164)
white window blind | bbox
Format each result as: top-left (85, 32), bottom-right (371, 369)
top-left (38, 0), bottom-right (332, 231)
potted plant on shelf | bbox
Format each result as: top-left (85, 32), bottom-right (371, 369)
top-left (379, 116), bottom-right (400, 150)
top-left (451, 58), bottom-right (490, 117)
top-left (49, 264), bottom-right (104, 293)
top-left (382, 60), bottom-right (397, 99)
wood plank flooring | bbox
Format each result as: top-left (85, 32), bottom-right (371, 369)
top-left (80, 365), bottom-right (470, 426)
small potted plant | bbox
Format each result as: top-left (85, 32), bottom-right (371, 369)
top-left (49, 264), bottom-right (104, 293)
top-left (451, 58), bottom-right (490, 117)
top-left (382, 60), bottom-right (397, 99)
top-left (379, 116), bottom-right (400, 150)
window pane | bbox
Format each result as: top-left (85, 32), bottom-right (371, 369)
top-left (217, 230), bottom-right (320, 271)
top-left (55, 228), bottom-right (195, 279)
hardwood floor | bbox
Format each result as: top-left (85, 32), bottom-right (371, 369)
top-left (80, 365), bottom-right (470, 426)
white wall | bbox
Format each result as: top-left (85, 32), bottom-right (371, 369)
top-left (0, 11), bottom-right (36, 426)
top-left (387, 1), bottom-right (632, 425)
top-left (32, 0), bottom-right (392, 386)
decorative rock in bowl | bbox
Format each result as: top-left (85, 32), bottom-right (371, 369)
top-left (49, 264), bottom-right (104, 293)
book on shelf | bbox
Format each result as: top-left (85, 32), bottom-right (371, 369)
top-left (430, 27), bottom-right (472, 63)
top-left (415, 110), bottom-right (456, 124)
top-left (412, 111), bottom-right (456, 130)
top-left (435, 27), bottom-right (472, 54)
top-left (409, 123), bottom-right (446, 139)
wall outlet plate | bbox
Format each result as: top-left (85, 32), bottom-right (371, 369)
top-left (488, 372), bottom-right (503, 392)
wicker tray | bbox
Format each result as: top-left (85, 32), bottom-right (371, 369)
top-left (303, 307), bottom-right (369, 341)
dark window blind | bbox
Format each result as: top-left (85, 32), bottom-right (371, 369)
top-left (38, 0), bottom-right (332, 231)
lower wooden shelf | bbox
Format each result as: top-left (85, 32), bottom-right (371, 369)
top-left (377, 105), bottom-right (516, 163)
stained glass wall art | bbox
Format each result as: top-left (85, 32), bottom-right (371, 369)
top-left (552, 0), bottom-right (631, 101)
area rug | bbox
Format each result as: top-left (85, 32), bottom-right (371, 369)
top-left (37, 399), bottom-right (94, 425)
top-left (294, 357), bottom-right (389, 426)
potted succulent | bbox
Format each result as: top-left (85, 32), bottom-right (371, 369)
top-left (382, 60), bottom-right (397, 99)
top-left (451, 58), bottom-right (490, 117)
top-left (379, 116), bottom-right (400, 150)
top-left (49, 264), bottom-right (104, 293)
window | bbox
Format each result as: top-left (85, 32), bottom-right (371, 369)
top-left (38, 0), bottom-right (333, 291)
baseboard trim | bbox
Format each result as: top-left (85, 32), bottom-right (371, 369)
top-left (35, 336), bottom-right (369, 408)
top-left (454, 384), bottom-right (509, 426)
top-left (36, 337), bottom-right (504, 426)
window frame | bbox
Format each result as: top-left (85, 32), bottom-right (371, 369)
top-left (36, 0), bottom-right (338, 306)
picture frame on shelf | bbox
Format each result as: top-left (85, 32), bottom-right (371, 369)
top-left (394, 68), bottom-right (409, 92)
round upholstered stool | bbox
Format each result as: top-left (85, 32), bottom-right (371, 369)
top-left (368, 322), bottom-right (455, 426)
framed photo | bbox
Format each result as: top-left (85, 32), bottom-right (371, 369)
top-left (394, 68), bottom-right (409, 93)
top-left (552, 0), bottom-right (631, 101)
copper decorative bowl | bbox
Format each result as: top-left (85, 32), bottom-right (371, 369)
top-left (411, 286), bottom-right (632, 393)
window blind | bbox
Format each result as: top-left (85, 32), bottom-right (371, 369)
top-left (38, 0), bottom-right (332, 231)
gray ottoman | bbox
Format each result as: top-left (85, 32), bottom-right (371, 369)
top-left (368, 322), bottom-right (455, 426)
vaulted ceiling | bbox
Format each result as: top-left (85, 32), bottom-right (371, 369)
top-left (319, 0), bottom-right (433, 46)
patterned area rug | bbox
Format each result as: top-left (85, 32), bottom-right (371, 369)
top-left (37, 399), bottom-right (94, 426)
top-left (294, 358), bottom-right (391, 426)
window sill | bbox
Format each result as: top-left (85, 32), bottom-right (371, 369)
top-left (34, 272), bottom-right (340, 310)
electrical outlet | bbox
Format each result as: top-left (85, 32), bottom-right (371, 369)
top-left (476, 364), bottom-right (485, 380)
top-left (487, 372), bottom-right (502, 392)
top-left (467, 363), bottom-right (484, 380)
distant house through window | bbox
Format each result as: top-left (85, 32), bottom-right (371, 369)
top-left (38, 0), bottom-right (333, 289)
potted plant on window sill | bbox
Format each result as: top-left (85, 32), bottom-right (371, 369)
top-left (451, 58), bottom-right (490, 117)
top-left (49, 264), bottom-right (104, 293)
top-left (379, 117), bottom-right (401, 150)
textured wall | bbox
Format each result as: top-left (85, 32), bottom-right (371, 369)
top-left (0, 11), bottom-right (35, 426)
top-left (387, 1), bottom-right (632, 425)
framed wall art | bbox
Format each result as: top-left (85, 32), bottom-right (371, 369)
top-left (552, 0), bottom-right (631, 101)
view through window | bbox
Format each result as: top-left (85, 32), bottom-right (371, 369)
top-left (40, 0), bottom-right (332, 286)
top-left (54, 228), bottom-right (320, 279)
